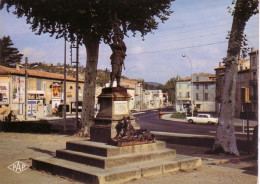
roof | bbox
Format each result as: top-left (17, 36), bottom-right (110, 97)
top-left (177, 77), bottom-right (191, 82)
top-left (214, 59), bottom-right (250, 70)
top-left (214, 66), bottom-right (225, 70)
top-left (192, 80), bottom-right (216, 83)
top-left (193, 73), bottom-right (216, 78)
top-left (121, 78), bottom-right (138, 85)
top-left (0, 65), bottom-right (84, 82)
top-left (249, 50), bottom-right (259, 55)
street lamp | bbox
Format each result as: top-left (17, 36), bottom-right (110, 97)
top-left (182, 54), bottom-right (193, 117)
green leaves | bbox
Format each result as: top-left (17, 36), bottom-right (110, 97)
top-left (0, 36), bottom-right (23, 67)
top-left (0, 0), bottom-right (174, 44)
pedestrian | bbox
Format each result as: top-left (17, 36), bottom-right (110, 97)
top-left (158, 109), bottom-right (163, 119)
top-left (7, 111), bottom-right (16, 122)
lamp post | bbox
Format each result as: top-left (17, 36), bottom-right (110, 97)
top-left (182, 54), bottom-right (193, 117)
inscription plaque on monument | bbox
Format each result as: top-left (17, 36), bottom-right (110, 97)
top-left (114, 101), bottom-right (128, 115)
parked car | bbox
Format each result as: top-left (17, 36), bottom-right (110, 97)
top-left (186, 114), bottom-right (218, 124)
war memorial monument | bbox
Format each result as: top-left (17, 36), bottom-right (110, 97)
top-left (32, 21), bottom-right (201, 184)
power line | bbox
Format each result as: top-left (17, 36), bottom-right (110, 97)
top-left (127, 35), bottom-right (258, 56)
top-left (99, 17), bottom-right (257, 48)
top-left (127, 41), bottom-right (228, 55)
top-left (98, 34), bottom-right (258, 59)
top-left (98, 26), bottom-right (258, 57)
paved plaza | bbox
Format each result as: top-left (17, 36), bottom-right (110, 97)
top-left (0, 132), bottom-right (257, 184)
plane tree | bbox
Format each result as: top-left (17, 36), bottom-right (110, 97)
top-left (210, 0), bottom-right (258, 156)
top-left (0, 0), bottom-right (174, 135)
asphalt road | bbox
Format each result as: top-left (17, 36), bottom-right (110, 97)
top-left (133, 109), bottom-right (253, 138)
top-left (134, 109), bottom-right (218, 136)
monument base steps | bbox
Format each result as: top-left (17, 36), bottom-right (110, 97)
top-left (33, 154), bottom-right (201, 184)
top-left (32, 140), bottom-right (201, 184)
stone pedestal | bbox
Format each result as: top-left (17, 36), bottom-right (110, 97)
top-left (90, 87), bottom-right (140, 143)
top-left (32, 87), bottom-right (202, 184)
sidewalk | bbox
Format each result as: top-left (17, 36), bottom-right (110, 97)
top-left (0, 132), bottom-right (257, 184)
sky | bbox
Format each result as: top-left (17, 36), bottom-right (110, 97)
top-left (0, 0), bottom-right (259, 84)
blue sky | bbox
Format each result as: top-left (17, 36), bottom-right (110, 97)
top-left (0, 0), bottom-right (259, 84)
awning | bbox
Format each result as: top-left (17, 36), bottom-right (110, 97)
top-left (28, 90), bottom-right (45, 94)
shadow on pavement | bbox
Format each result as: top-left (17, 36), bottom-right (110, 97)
top-left (27, 147), bottom-right (55, 156)
top-left (242, 165), bottom-right (258, 176)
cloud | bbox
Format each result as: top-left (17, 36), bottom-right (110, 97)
top-left (130, 46), bottom-right (144, 54)
top-left (21, 47), bottom-right (45, 61)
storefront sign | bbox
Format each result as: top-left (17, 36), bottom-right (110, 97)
top-left (52, 99), bottom-right (61, 114)
top-left (12, 76), bottom-right (25, 103)
top-left (0, 82), bottom-right (9, 104)
top-left (52, 82), bottom-right (61, 98)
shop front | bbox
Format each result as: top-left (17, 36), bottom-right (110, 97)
top-left (28, 90), bottom-right (44, 119)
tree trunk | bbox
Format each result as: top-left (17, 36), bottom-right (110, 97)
top-left (212, 0), bottom-right (249, 156)
top-left (79, 36), bottom-right (100, 137)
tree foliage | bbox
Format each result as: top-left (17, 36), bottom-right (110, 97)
top-left (0, 0), bottom-right (173, 44)
top-left (0, 0), bottom-right (174, 135)
top-left (0, 36), bottom-right (23, 67)
top-left (164, 77), bottom-right (176, 104)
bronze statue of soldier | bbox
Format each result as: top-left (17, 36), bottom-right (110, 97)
top-left (109, 19), bottom-right (126, 87)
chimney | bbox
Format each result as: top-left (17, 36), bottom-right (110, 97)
top-left (219, 62), bottom-right (222, 67)
top-left (16, 62), bottom-right (20, 71)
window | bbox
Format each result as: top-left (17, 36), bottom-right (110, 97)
top-left (43, 82), bottom-right (46, 91)
top-left (37, 79), bottom-right (41, 90)
top-left (252, 56), bottom-right (256, 66)
top-left (196, 104), bottom-right (201, 109)
top-left (205, 84), bottom-right (208, 89)
top-left (196, 93), bottom-right (199, 100)
top-left (196, 76), bottom-right (199, 81)
top-left (186, 92), bottom-right (190, 98)
top-left (241, 88), bottom-right (250, 103)
top-left (179, 83), bottom-right (182, 89)
top-left (187, 83), bottom-right (190, 88)
top-left (196, 84), bottom-right (199, 89)
top-left (205, 93), bottom-right (208, 100)
top-left (179, 92), bottom-right (182, 98)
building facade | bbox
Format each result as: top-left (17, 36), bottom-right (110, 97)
top-left (142, 90), bottom-right (166, 110)
top-left (192, 73), bottom-right (216, 113)
top-left (175, 77), bottom-right (191, 112)
top-left (215, 52), bottom-right (258, 120)
top-left (0, 65), bottom-right (84, 121)
top-left (249, 50), bottom-right (258, 119)
top-left (176, 73), bottom-right (216, 113)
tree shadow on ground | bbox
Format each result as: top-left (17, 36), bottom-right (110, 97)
top-left (27, 147), bottom-right (55, 156)
top-left (242, 165), bottom-right (258, 176)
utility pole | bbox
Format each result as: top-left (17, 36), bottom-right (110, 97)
top-left (62, 36), bottom-right (67, 133)
top-left (70, 38), bottom-right (79, 128)
top-left (24, 57), bottom-right (28, 120)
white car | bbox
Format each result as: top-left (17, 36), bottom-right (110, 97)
top-left (186, 114), bottom-right (218, 124)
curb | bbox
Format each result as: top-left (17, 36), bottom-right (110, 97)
top-left (151, 131), bottom-right (253, 153)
